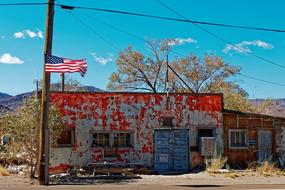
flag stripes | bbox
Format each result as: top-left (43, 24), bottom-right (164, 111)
top-left (44, 54), bottom-right (87, 77)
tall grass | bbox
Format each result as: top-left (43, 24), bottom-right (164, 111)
top-left (206, 156), bottom-right (228, 173)
top-left (256, 161), bottom-right (285, 177)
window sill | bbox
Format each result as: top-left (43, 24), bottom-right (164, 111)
top-left (57, 144), bottom-right (74, 148)
top-left (91, 146), bottom-right (134, 149)
top-left (229, 146), bottom-right (248, 150)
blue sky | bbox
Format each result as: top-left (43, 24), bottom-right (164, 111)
top-left (0, 0), bottom-right (285, 98)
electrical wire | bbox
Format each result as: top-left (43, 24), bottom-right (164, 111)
top-left (155, 0), bottom-right (285, 70)
top-left (78, 11), bottom-right (285, 88)
top-left (2, 2), bottom-right (284, 33)
top-left (67, 11), bottom-right (120, 51)
top-left (2, 2), bottom-right (284, 88)
top-left (56, 3), bottom-right (285, 33)
top-left (239, 73), bottom-right (285, 87)
top-left (69, 11), bottom-right (194, 92)
top-left (0, 2), bottom-right (48, 6)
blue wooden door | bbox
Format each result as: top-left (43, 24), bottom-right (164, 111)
top-left (154, 130), bottom-right (172, 173)
top-left (258, 131), bottom-right (272, 162)
top-left (154, 129), bottom-right (189, 173)
top-left (173, 130), bottom-right (189, 172)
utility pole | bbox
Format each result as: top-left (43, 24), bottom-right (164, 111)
top-left (36, 80), bottom-right (39, 100)
top-left (61, 73), bottom-right (65, 92)
top-left (38, 0), bottom-right (54, 185)
top-left (165, 54), bottom-right (169, 96)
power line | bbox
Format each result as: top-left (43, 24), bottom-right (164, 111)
top-left (77, 11), bottom-right (285, 88)
top-left (56, 3), bottom-right (285, 33)
top-left (1, 2), bottom-right (285, 33)
top-left (69, 11), bottom-right (193, 92)
top-left (66, 11), bottom-right (120, 51)
top-left (0, 2), bottom-right (47, 6)
top-left (155, 0), bottom-right (285, 70)
top-left (78, 11), bottom-right (144, 43)
top-left (2, 2), bottom-right (284, 88)
top-left (239, 73), bottom-right (285, 87)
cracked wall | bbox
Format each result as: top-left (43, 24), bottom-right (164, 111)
top-left (49, 92), bottom-right (223, 173)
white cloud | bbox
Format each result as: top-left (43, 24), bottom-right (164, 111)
top-left (13, 29), bottom-right (44, 39)
top-left (223, 40), bottom-right (274, 54)
top-left (37, 30), bottom-right (44, 38)
top-left (14, 32), bottom-right (25, 39)
top-left (91, 53), bottom-right (113, 65)
top-left (168, 37), bottom-right (197, 46)
top-left (25, 29), bottom-right (37, 38)
top-left (0, 53), bottom-right (24, 64)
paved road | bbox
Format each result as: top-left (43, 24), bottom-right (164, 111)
top-left (1, 173), bottom-right (285, 190)
top-left (1, 184), bottom-right (285, 190)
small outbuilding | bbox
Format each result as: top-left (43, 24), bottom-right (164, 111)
top-left (223, 109), bottom-right (285, 168)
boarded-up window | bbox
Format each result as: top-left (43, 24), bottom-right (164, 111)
top-left (113, 132), bottom-right (131, 147)
top-left (229, 130), bottom-right (248, 148)
top-left (92, 133), bottom-right (110, 147)
top-left (58, 128), bottom-right (74, 147)
top-left (162, 117), bottom-right (173, 126)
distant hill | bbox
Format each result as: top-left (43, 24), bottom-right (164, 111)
top-left (50, 83), bottom-right (104, 92)
top-left (0, 85), bottom-right (104, 115)
top-left (0, 91), bottom-right (34, 111)
top-left (0, 104), bottom-right (12, 115)
top-left (0, 92), bottom-right (12, 100)
top-left (249, 99), bottom-right (285, 118)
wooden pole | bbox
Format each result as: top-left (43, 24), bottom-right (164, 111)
top-left (61, 73), bottom-right (65, 92)
top-left (36, 80), bottom-right (39, 100)
top-left (38, 0), bottom-right (54, 185)
top-left (166, 54), bottom-right (169, 96)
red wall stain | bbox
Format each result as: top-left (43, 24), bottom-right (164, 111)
top-left (50, 92), bottom-right (223, 166)
top-left (49, 163), bottom-right (70, 174)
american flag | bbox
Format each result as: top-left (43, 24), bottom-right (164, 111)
top-left (45, 54), bottom-right (87, 77)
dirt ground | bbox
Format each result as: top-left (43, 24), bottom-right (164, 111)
top-left (1, 172), bottom-right (285, 190)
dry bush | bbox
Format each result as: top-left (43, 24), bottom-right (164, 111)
top-left (224, 172), bottom-right (239, 178)
top-left (256, 161), bottom-right (285, 177)
top-left (0, 97), bottom-right (65, 177)
top-left (206, 156), bottom-right (228, 173)
top-left (0, 166), bottom-right (9, 176)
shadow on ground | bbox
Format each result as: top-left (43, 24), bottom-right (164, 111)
top-left (50, 175), bottom-right (141, 185)
top-left (174, 185), bottom-right (225, 188)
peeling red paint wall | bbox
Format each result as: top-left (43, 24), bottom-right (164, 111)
top-left (49, 92), bottom-right (223, 172)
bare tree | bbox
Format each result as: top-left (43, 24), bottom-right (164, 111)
top-left (107, 40), bottom-right (171, 93)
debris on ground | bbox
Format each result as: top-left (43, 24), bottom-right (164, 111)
top-left (7, 165), bottom-right (28, 174)
top-left (0, 166), bottom-right (9, 176)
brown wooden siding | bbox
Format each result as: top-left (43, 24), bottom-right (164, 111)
top-left (223, 112), bottom-right (276, 168)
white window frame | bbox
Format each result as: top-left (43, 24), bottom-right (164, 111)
top-left (229, 129), bottom-right (248, 149)
top-left (91, 132), bottom-right (111, 147)
top-left (90, 130), bottom-right (134, 148)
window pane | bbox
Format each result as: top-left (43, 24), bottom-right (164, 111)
top-left (230, 132), bottom-right (235, 147)
top-left (58, 128), bottom-right (73, 146)
top-left (92, 133), bottom-right (110, 147)
top-left (230, 131), bottom-right (247, 148)
top-left (126, 133), bottom-right (131, 147)
top-left (113, 132), bottom-right (131, 147)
